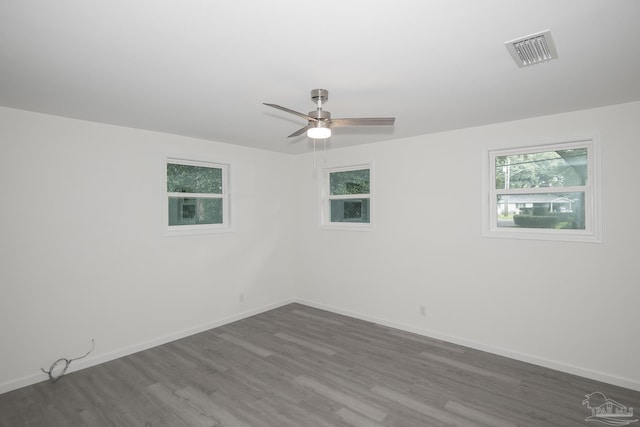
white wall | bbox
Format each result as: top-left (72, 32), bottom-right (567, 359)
top-left (293, 101), bottom-right (640, 391)
top-left (1, 102), bottom-right (638, 394)
top-left (0, 107), bottom-right (296, 393)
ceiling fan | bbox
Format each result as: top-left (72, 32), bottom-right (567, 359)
top-left (264, 89), bottom-right (395, 140)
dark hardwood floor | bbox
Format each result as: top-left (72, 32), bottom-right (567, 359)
top-left (1, 303), bottom-right (638, 426)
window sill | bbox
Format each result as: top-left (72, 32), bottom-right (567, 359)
top-left (321, 223), bottom-right (374, 232)
top-left (483, 226), bottom-right (601, 243)
top-left (163, 225), bottom-right (232, 237)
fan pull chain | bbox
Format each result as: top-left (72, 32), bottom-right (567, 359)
top-left (312, 139), bottom-right (328, 169)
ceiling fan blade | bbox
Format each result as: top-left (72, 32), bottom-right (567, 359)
top-left (263, 103), bottom-right (317, 122)
top-left (331, 117), bottom-right (396, 127)
top-left (288, 124), bottom-right (311, 138)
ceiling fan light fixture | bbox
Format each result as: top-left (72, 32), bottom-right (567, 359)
top-left (307, 125), bottom-right (331, 139)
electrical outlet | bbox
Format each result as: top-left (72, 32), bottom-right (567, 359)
top-left (419, 305), bottom-right (426, 316)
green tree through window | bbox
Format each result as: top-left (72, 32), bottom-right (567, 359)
top-left (166, 160), bottom-right (228, 231)
top-left (325, 167), bottom-right (372, 226)
top-left (487, 139), bottom-right (600, 241)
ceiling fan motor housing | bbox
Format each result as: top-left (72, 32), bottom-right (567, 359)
top-left (311, 89), bottom-right (329, 103)
top-left (308, 109), bottom-right (331, 123)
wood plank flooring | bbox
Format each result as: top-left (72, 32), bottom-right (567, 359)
top-left (1, 303), bottom-right (638, 426)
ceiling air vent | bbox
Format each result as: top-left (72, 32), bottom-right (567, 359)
top-left (505, 30), bottom-right (558, 67)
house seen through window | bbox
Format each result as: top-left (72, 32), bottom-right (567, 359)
top-left (487, 138), bottom-right (600, 242)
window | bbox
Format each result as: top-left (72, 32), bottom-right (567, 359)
top-left (164, 157), bottom-right (229, 235)
top-left (322, 164), bottom-right (373, 229)
top-left (485, 137), bottom-right (601, 242)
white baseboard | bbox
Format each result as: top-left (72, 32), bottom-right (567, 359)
top-left (294, 298), bottom-right (640, 392)
top-left (4, 296), bottom-right (637, 395)
top-left (0, 298), bottom-right (294, 395)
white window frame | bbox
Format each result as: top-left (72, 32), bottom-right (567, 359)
top-left (163, 155), bottom-right (230, 237)
top-left (321, 163), bottom-right (374, 231)
top-left (482, 135), bottom-right (601, 242)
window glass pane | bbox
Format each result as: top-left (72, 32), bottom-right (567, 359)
top-left (495, 148), bottom-right (587, 190)
top-left (168, 197), bottom-right (223, 225)
top-left (330, 169), bottom-right (370, 195)
top-left (330, 199), bottom-right (370, 223)
top-left (167, 163), bottom-right (222, 194)
top-left (496, 192), bottom-right (585, 229)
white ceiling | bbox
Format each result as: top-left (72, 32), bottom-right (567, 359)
top-left (1, 1), bottom-right (639, 154)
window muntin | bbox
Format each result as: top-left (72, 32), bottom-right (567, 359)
top-left (487, 139), bottom-right (600, 241)
top-left (323, 165), bottom-right (373, 228)
top-left (165, 157), bottom-right (229, 234)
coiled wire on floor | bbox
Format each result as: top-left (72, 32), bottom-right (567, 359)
top-left (41, 339), bottom-right (95, 382)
